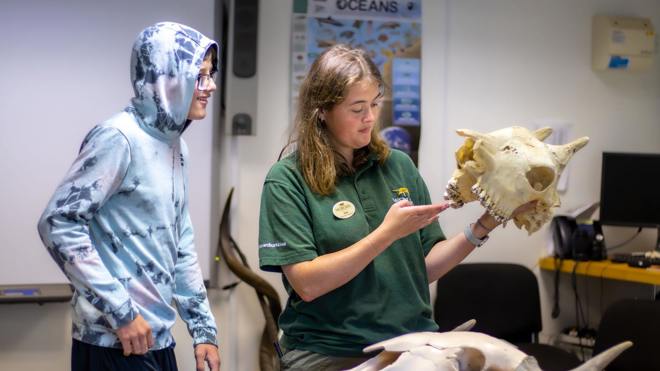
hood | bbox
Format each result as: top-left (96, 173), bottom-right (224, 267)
top-left (128, 22), bottom-right (218, 141)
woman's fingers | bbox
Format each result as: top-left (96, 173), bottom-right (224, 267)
top-left (403, 202), bottom-right (450, 217)
top-left (425, 214), bottom-right (440, 225)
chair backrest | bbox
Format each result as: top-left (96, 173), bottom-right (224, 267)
top-left (592, 298), bottom-right (660, 371)
top-left (434, 263), bottom-right (542, 343)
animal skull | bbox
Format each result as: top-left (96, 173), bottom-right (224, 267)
top-left (444, 126), bottom-right (589, 234)
top-left (348, 330), bottom-right (632, 371)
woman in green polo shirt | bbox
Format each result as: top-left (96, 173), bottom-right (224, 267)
top-left (258, 45), bottom-right (529, 371)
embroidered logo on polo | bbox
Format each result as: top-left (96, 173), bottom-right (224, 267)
top-left (391, 187), bottom-right (412, 203)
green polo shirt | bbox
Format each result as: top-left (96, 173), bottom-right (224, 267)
top-left (258, 149), bottom-right (445, 356)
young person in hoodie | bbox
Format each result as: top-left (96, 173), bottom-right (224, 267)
top-left (38, 22), bottom-right (220, 371)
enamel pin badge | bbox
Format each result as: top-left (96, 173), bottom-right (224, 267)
top-left (332, 201), bottom-right (356, 219)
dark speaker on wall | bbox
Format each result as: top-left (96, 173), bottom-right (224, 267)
top-left (232, 0), bottom-right (258, 78)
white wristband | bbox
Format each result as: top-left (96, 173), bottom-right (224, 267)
top-left (464, 223), bottom-right (489, 247)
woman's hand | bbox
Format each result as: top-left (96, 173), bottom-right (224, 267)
top-left (283, 200), bottom-right (450, 302)
top-left (378, 200), bottom-right (450, 241)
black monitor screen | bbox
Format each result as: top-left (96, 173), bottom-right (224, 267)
top-left (600, 152), bottom-right (660, 227)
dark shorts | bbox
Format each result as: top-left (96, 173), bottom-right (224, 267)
top-left (279, 344), bottom-right (370, 371)
top-left (72, 339), bottom-right (178, 371)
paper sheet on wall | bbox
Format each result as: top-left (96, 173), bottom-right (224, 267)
top-left (531, 119), bottom-right (573, 192)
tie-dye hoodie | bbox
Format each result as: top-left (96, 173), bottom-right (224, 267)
top-left (37, 22), bottom-right (219, 350)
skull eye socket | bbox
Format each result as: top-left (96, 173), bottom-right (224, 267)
top-left (526, 166), bottom-right (555, 192)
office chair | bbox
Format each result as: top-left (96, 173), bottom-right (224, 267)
top-left (434, 263), bottom-right (581, 371)
top-left (592, 298), bottom-right (659, 371)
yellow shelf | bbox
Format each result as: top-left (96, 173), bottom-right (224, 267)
top-left (539, 257), bottom-right (660, 286)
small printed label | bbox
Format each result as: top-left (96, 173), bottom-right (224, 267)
top-left (611, 30), bottom-right (625, 44)
top-left (1, 288), bottom-right (39, 297)
top-left (608, 55), bottom-right (629, 69)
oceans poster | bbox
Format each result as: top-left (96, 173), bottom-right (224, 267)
top-left (291, 0), bottom-right (423, 163)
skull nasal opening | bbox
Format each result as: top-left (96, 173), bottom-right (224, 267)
top-left (526, 166), bottom-right (555, 192)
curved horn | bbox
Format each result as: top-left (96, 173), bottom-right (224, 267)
top-left (452, 319), bottom-right (477, 332)
top-left (533, 127), bottom-right (553, 141)
top-left (550, 136), bottom-right (589, 165)
top-left (569, 341), bottom-right (632, 371)
top-left (456, 129), bottom-right (486, 140)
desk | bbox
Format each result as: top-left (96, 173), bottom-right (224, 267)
top-left (539, 257), bottom-right (660, 286)
top-left (539, 256), bottom-right (658, 356)
top-left (0, 284), bottom-right (72, 304)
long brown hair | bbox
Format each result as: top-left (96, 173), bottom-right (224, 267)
top-left (285, 44), bottom-right (390, 196)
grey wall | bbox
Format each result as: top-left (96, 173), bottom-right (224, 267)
top-left (0, 0), bottom-right (216, 285)
top-left (1, 0), bottom-right (659, 370)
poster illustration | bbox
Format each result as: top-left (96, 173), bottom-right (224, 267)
top-left (291, 0), bottom-right (423, 163)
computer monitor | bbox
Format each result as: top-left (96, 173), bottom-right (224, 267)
top-left (599, 152), bottom-right (660, 251)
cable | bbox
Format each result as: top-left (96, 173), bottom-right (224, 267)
top-left (584, 262), bottom-right (591, 331)
top-left (571, 262), bottom-right (588, 360)
top-left (598, 265), bottom-right (607, 322)
top-left (551, 257), bottom-right (563, 318)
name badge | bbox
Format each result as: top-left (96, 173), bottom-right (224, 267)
top-left (332, 201), bottom-right (356, 219)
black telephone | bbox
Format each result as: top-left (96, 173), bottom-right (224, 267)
top-left (551, 216), bottom-right (606, 261)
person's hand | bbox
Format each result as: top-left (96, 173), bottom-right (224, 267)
top-left (379, 200), bottom-right (450, 241)
top-left (115, 314), bottom-right (154, 356)
top-left (195, 343), bottom-right (220, 371)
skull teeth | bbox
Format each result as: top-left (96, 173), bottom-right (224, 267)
top-left (471, 184), bottom-right (509, 224)
top-left (443, 191), bottom-right (464, 208)
top-left (445, 179), bottom-right (465, 208)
